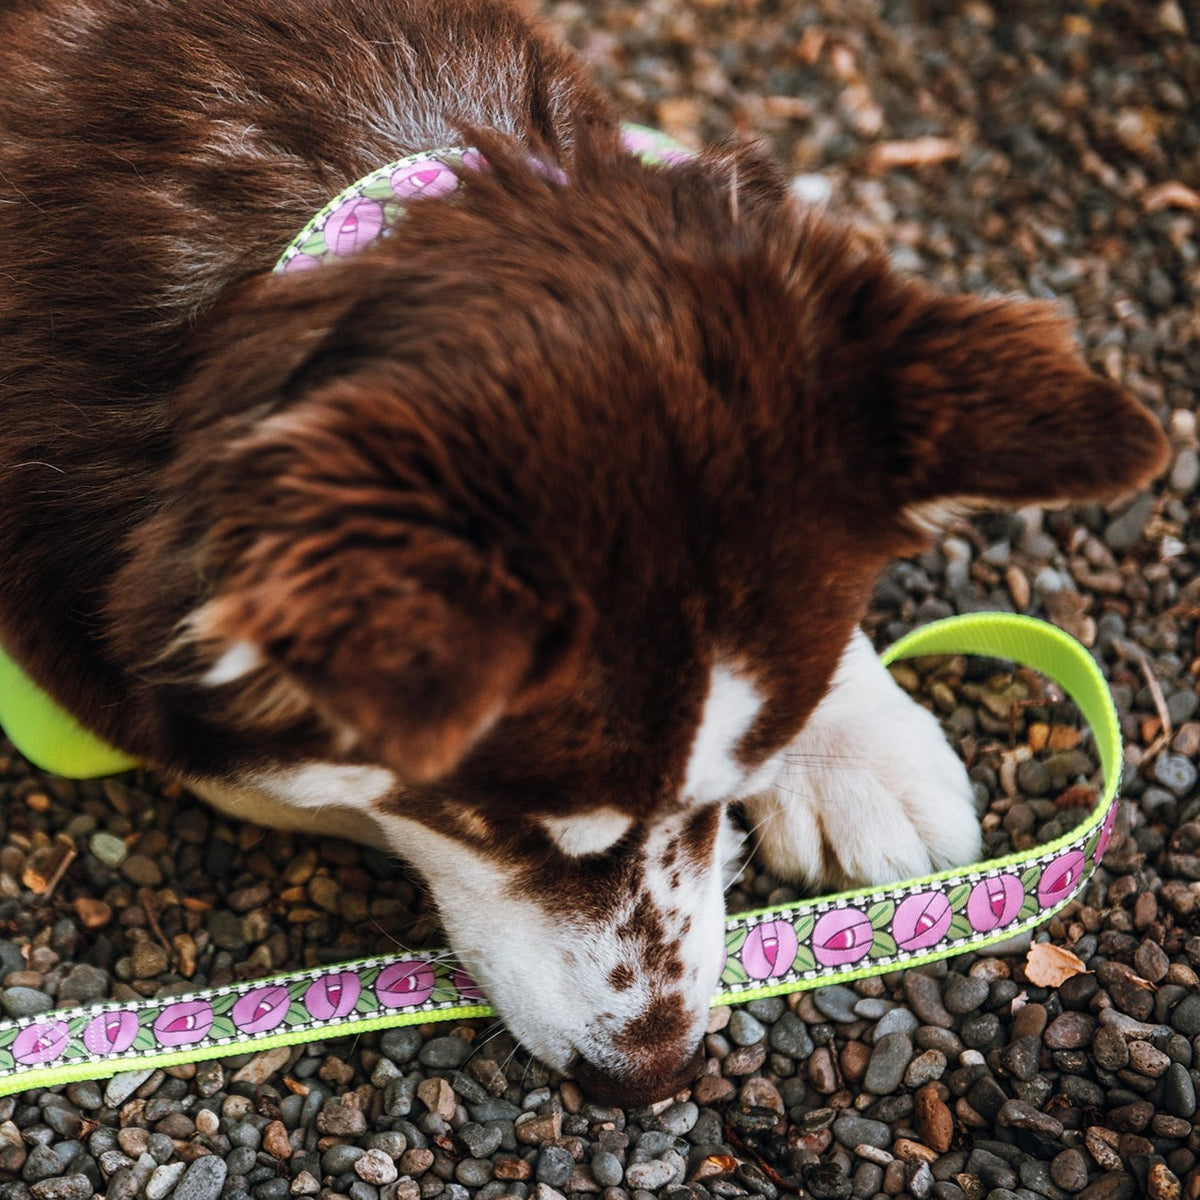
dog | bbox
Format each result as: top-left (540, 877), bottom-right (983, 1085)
top-left (0, 0), bottom-right (1168, 1104)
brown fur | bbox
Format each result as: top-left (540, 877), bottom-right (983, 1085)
top-left (0, 0), bottom-right (1169, 1100)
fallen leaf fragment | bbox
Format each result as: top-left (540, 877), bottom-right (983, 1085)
top-left (869, 137), bottom-right (962, 172)
top-left (1024, 942), bottom-right (1088, 987)
top-left (1141, 181), bottom-right (1200, 213)
top-left (692, 1156), bottom-right (739, 1182)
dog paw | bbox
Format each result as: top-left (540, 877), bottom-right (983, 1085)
top-left (743, 629), bottom-right (981, 891)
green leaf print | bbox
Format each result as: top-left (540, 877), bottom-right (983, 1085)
top-left (870, 931), bottom-right (898, 959)
top-left (721, 960), bottom-right (749, 987)
top-left (725, 928), bottom-right (749, 956)
top-left (868, 901), bottom-right (896, 928)
top-left (208, 1016), bottom-right (236, 1041)
top-left (947, 914), bottom-right (974, 941)
top-left (791, 946), bottom-right (817, 975)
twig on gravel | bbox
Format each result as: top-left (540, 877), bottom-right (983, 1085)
top-left (1113, 636), bottom-right (1173, 762)
top-left (138, 886), bottom-right (177, 967)
top-left (33, 837), bottom-right (77, 906)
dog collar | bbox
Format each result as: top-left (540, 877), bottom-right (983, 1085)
top-left (274, 123), bottom-right (695, 272)
top-left (0, 613), bottom-right (1120, 1095)
top-left (0, 126), bottom-right (694, 781)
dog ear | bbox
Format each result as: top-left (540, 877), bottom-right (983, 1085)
top-left (825, 263), bottom-right (1169, 536)
top-left (192, 386), bottom-right (580, 783)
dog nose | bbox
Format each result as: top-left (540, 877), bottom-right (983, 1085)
top-left (572, 1041), bottom-right (704, 1107)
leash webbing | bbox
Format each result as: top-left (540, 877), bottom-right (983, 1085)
top-left (0, 614), bottom-right (1119, 1096)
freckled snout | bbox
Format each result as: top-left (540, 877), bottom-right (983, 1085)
top-left (570, 991), bottom-right (708, 1105)
top-left (572, 1038), bottom-right (704, 1107)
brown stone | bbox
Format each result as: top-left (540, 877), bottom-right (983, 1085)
top-left (257, 1120), bottom-right (288, 1160)
top-left (493, 1157), bottom-right (533, 1181)
top-left (1085, 1127), bottom-right (1123, 1172)
top-left (416, 1077), bottom-right (456, 1122)
top-left (1149, 1164), bottom-right (1182, 1200)
top-left (514, 1111), bottom-right (562, 1145)
top-left (841, 1040), bottom-right (871, 1084)
top-left (808, 1046), bottom-right (839, 1094)
top-left (74, 897), bottom-right (113, 929)
top-left (398, 1148), bottom-right (434, 1177)
top-left (1011, 1002), bottom-right (1048, 1041)
top-left (722, 1042), bottom-right (767, 1076)
top-left (895, 1134), bottom-right (941, 1163)
top-left (692, 1073), bottom-right (735, 1105)
top-left (914, 1084), bottom-right (954, 1154)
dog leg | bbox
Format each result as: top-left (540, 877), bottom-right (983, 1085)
top-left (743, 629), bottom-right (982, 891)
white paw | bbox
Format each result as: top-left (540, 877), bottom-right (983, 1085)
top-left (743, 629), bottom-right (981, 891)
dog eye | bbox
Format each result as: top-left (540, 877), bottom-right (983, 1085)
top-left (540, 810), bottom-right (634, 858)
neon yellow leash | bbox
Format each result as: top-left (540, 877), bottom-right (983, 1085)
top-left (0, 613), bottom-right (1119, 1096)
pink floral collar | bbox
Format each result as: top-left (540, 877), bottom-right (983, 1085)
top-left (275, 124), bottom-right (696, 273)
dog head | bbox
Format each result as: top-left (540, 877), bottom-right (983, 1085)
top-left (116, 137), bottom-right (1168, 1101)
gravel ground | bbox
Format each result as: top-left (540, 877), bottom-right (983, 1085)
top-left (1, 2), bottom-right (1198, 1200)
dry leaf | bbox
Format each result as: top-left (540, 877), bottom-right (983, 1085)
top-left (868, 137), bottom-right (962, 172)
top-left (1141, 181), bottom-right (1200, 214)
top-left (692, 1156), bottom-right (739, 1181)
top-left (1024, 942), bottom-right (1088, 987)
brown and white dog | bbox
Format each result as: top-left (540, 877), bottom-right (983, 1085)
top-left (0, 0), bottom-right (1167, 1103)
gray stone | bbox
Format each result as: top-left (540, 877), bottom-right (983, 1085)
top-left (996, 1100), bottom-right (1064, 1139)
top-left (380, 1028), bottom-right (423, 1065)
top-left (1164, 1061), bottom-right (1197, 1118)
top-left (30, 1176), bottom-right (92, 1200)
top-left (1104, 494), bottom-right (1156, 551)
top-left (1171, 993), bottom-right (1200, 1036)
top-left (863, 1033), bottom-right (912, 1095)
top-left (942, 975), bottom-right (989, 1015)
top-left (418, 1037), bottom-right (471, 1070)
top-left (536, 1147), bottom-right (574, 1188)
top-left (728, 1010), bottom-right (766, 1046)
top-left (458, 1123), bottom-right (503, 1159)
top-left (23, 1147), bottom-right (66, 1184)
top-left (903, 974), bottom-right (953, 1028)
top-left (1, 988), bottom-right (53, 1018)
top-left (904, 1049), bottom-right (947, 1088)
top-left (853, 998), bottom-right (895, 1020)
top-left (831, 1115), bottom-right (892, 1152)
top-left (658, 1102), bottom-right (698, 1135)
top-left (454, 1160), bottom-right (493, 1188)
top-left (1171, 446), bottom-right (1200, 492)
top-left (121, 854), bottom-right (163, 887)
top-left (89, 832), bottom-right (128, 868)
top-left (146, 1163), bottom-right (186, 1200)
top-left (1151, 753), bottom-right (1198, 798)
top-left (322, 1147), bottom-right (365, 1175)
top-left (767, 1011), bottom-right (814, 1059)
top-left (967, 1148), bottom-right (1017, 1190)
top-left (625, 1156), bottom-right (680, 1191)
top-left (354, 1150), bottom-right (398, 1187)
top-left (174, 1156), bottom-right (228, 1200)
top-left (468, 1098), bottom-right (521, 1123)
top-left (57, 964), bottom-right (111, 1003)
top-left (813, 986), bottom-right (860, 1023)
top-left (744, 997), bottom-right (786, 1023)
top-left (590, 1152), bottom-right (623, 1188)
top-left (874, 1007), bottom-right (920, 1039)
